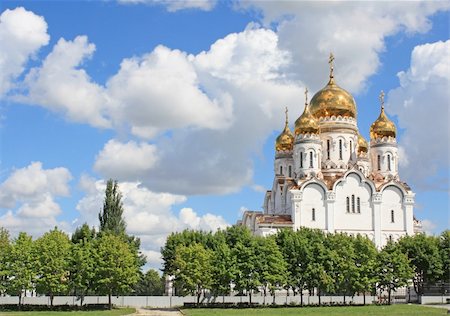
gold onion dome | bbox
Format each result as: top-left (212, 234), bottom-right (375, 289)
top-left (275, 107), bottom-right (294, 151)
top-left (370, 91), bottom-right (397, 139)
top-left (357, 133), bottom-right (368, 153)
top-left (295, 88), bottom-right (319, 135)
top-left (309, 53), bottom-right (357, 119)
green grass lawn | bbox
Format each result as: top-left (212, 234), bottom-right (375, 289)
top-left (0, 308), bottom-right (135, 316)
top-left (182, 305), bottom-right (447, 316)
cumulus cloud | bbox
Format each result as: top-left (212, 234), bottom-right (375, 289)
top-left (240, 1), bottom-right (450, 93)
top-left (0, 7), bottom-right (49, 96)
top-left (22, 36), bottom-right (110, 128)
top-left (387, 40), bottom-right (450, 190)
top-left (0, 162), bottom-right (72, 236)
top-left (76, 177), bottom-right (229, 268)
top-left (117, 0), bottom-right (216, 12)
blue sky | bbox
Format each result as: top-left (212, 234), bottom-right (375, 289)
top-left (0, 0), bottom-right (449, 267)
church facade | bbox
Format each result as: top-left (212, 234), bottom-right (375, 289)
top-left (239, 55), bottom-right (422, 249)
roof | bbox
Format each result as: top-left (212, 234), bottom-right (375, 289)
top-left (255, 214), bottom-right (293, 225)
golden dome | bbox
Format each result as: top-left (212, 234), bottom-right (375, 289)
top-left (370, 91), bottom-right (396, 139)
top-left (309, 53), bottom-right (357, 119)
top-left (357, 133), bottom-right (368, 153)
top-left (275, 107), bottom-right (294, 152)
top-left (295, 88), bottom-right (319, 135)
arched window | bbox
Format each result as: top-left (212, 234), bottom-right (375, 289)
top-left (309, 152), bottom-right (313, 168)
top-left (346, 197), bottom-right (350, 213)
top-left (357, 197), bottom-right (361, 213)
top-left (391, 210), bottom-right (395, 223)
top-left (312, 208), bottom-right (316, 221)
top-left (327, 140), bottom-right (330, 159)
top-left (377, 155), bottom-right (381, 171)
top-left (351, 195), bottom-right (355, 213)
top-left (280, 165), bottom-right (283, 175)
top-left (288, 165), bottom-right (292, 178)
top-left (387, 154), bottom-right (391, 171)
top-left (300, 152), bottom-right (303, 168)
top-left (339, 139), bottom-right (343, 160)
top-left (349, 140), bottom-right (353, 158)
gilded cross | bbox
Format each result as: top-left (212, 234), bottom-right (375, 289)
top-left (379, 90), bottom-right (385, 109)
top-left (285, 106), bottom-right (289, 124)
top-left (328, 52), bottom-right (335, 78)
top-left (304, 87), bottom-right (309, 105)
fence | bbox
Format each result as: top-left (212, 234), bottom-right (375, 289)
top-left (0, 295), bottom-right (378, 308)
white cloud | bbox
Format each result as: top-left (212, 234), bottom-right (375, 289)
top-left (387, 40), bottom-right (450, 190)
top-left (0, 162), bottom-right (72, 236)
top-left (0, 7), bottom-right (49, 96)
top-left (76, 177), bottom-right (229, 269)
top-left (421, 219), bottom-right (438, 235)
top-left (118, 0), bottom-right (216, 12)
top-left (22, 36), bottom-right (110, 128)
top-left (239, 1), bottom-right (450, 93)
top-left (94, 139), bottom-right (159, 181)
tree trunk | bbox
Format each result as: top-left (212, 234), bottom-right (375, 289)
top-left (18, 292), bottom-right (22, 309)
top-left (263, 286), bottom-right (266, 305)
top-left (108, 291), bottom-right (112, 310)
top-left (363, 293), bottom-right (366, 305)
top-left (249, 289), bottom-right (252, 305)
top-left (388, 288), bottom-right (391, 305)
top-left (318, 288), bottom-right (321, 306)
top-left (300, 290), bottom-right (303, 306)
top-left (50, 294), bottom-right (54, 307)
top-left (343, 293), bottom-right (346, 303)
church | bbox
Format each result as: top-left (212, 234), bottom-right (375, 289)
top-left (239, 54), bottom-right (422, 248)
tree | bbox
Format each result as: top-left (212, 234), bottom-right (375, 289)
top-left (99, 179), bottom-right (126, 235)
top-left (71, 223), bottom-right (96, 243)
top-left (93, 233), bottom-right (140, 309)
top-left (0, 228), bottom-right (10, 296)
top-left (134, 269), bottom-right (164, 296)
top-left (6, 232), bottom-right (34, 307)
top-left (210, 231), bottom-right (235, 301)
top-left (173, 243), bottom-right (213, 305)
top-left (69, 237), bottom-right (96, 305)
top-left (439, 230), bottom-right (450, 284)
top-left (377, 241), bottom-right (414, 304)
top-left (353, 234), bottom-right (378, 304)
top-left (34, 228), bottom-right (71, 306)
top-left (398, 233), bottom-right (443, 295)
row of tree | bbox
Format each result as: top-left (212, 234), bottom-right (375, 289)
top-left (162, 226), bottom-right (450, 305)
top-left (0, 179), bottom-right (162, 309)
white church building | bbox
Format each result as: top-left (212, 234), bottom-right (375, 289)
top-left (239, 55), bottom-right (422, 248)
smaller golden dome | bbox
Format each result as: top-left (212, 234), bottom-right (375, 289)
top-left (295, 88), bottom-right (319, 135)
top-left (275, 107), bottom-right (294, 152)
top-left (370, 91), bottom-right (397, 140)
top-left (357, 133), bottom-right (368, 153)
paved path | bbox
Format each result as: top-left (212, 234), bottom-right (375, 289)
top-left (131, 308), bottom-right (183, 316)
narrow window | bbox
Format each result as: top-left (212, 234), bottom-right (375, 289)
top-left (377, 155), bottom-right (381, 171)
top-left (327, 140), bottom-right (330, 159)
top-left (389, 235), bottom-right (393, 242)
top-left (312, 208), bottom-right (316, 221)
top-left (309, 152), bottom-right (313, 168)
top-left (346, 197), bottom-right (350, 213)
top-left (351, 195), bottom-right (355, 213)
top-left (280, 165), bottom-right (283, 175)
top-left (288, 165), bottom-right (292, 178)
top-left (391, 210), bottom-right (394, 223)
top-left (300, 152), bottom-right (303, 168)
top-left (387, 154), bottom-right (391, 171)
top-left (349, 141), bottom-right (353, 158)
top-left (339, 139), bottom-right (343, 160)
top-left (357, 197), bottom-right (361, 213)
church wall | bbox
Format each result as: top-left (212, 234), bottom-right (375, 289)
top-left (334, 173), bottom-right (373, 231)
top-left (320, 132), bottom-right (357, 168)
top-left (300, 183), bottom-right (326, 229)
top-left (380, 186), bottom-right (405, 233)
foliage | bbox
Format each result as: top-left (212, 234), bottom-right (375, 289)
top-left (69, 237), bottom-right (96, 305)
top-left (134, 269), bottom-right (164, 296)
top-left (0, 227), bottom-right (10, 295)
top-left (397, 233), bottom-right (443, 295)
top-left (439, 230), bottom-right (450, 283)
top-left (209, 231), bottom-right (235, 298)
top-left (6, 232), bottom-right (35, 306)
top-left (34, 228), bottom-right (72, 306)
top-left (98, 179), bottom-right (127, 235)
top-left (173, 243), bottom-right (213, 304)
top-left (93, 233), bottom-right (140, 309)
top-left (72, 223), bottom-right (96, 243)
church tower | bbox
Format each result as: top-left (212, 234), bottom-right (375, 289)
top-left (274, 107), bottom-right (294, 178)
top-left (370, 91), bottom-right (398, 180)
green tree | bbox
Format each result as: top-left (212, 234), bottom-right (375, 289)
top-left (210, 231), bottom-right (235, 301)
top-left (173, 243), bottom-right (213, 305)
top-left (398, 233), bottom-right (443, 295)
top-left (99, 179), bottom-right (126, 235)
top-left (71, 223), bottom-right (96, 243)
top-left (377, 241), bottom-right (414, 304)
top-left (69, 237), bottom-right (95, 305)
top-left (0, 228), bottom-right (10, 296)
top-left (93, 233), bottom-right (140, 309)
top-left (353, 234), bottom-right (378, 304)
top-left (134, 269), bottom-right (164, 295)
top-left (34, 228), bottom-right (71, 306)
top-left (6, 232), bottom-right (34, 307)
top-left (439, 230), bottom-right (450, 284)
